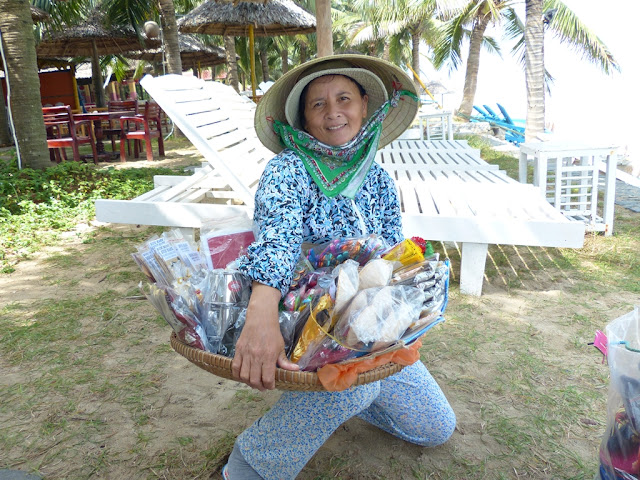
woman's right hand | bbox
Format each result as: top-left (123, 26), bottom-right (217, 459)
top-left (231, 282), bottom-right (299, 391)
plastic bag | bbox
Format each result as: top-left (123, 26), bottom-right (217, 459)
top-left (290, 294), bottom-right (336, 363)
top-left (305, 234), bottom-right (389, 269)
top-left (218, 308), bottom-right (301, 358)
top-left (598, 306), bottom-right (640, 479)
top-left (282, 269), bottom-right (334, 312)
top-left (334, 286), bottom-right (426, 347)
top-left (141, 282), bottom-right (212, 351)
top-left (200, 213), bottom-right (255, 270)
top-left (382, 238), bottom-right (425, 267)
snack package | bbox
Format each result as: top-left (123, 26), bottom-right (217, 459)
top-left (217, 309), bottom-right (300, 358)
top-left (208, 269), bottom-right (252, 305)
top-left (141, 282), bottom-right (211, 351)
top-left (135, 236), bottom-right (171, 287)
top-left (282, 269), bottom-right (334, 312)
top-left (219, 308), bottom-right (247, 357)
top-left (382, 238), bottom-right (425, 267)
top-left (305, 234), bottom-right (389, 269)
top-left (290, 255), bottom-right (315, 291)
top-left (162, 229), bottom-right (206, 272)
top-left (333, 286), bottom-right (426, 348)
top-left (200, 213), bottom-right (255, 270)
top-left (296, 334), bottom-right (356, 372)
top-left (290, 294), bottom-right (336, 363)
top-left (358, 258), bottom-right (394, 290)
top-left (332, 260), bottom-right (360, 316)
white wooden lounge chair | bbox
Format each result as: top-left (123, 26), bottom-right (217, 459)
top-left (95, 74), bottom-right (585, 296)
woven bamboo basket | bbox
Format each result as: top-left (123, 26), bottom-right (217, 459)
top-left (170, 332), bottom-right (407, 391)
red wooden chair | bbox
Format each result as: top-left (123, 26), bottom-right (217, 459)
top-left (42, 106), bottom-right (98, 164)
top-left (103, 100), bottom-right (138, 152)
top-left (119, 101), bottom-right (165, 162)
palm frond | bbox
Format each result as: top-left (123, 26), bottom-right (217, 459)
top-left (502, 5), bottom-right (523, 42)
top-left (431, 15), bottom-right (467, 71)
top-left (481, 35), bottom-right (500, 56)
top-left (544, 0), bottom-right (619, 74)
top-left (104, 0), bottom-right (158, 38)
top-left (31, 0), bottom-right (87, 30)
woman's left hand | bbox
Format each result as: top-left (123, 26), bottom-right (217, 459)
top-left (232, 283), bottom-right (299, 390)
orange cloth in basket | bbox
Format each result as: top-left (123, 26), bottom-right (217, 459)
top-left (316, 339), bottom-right (422, 391)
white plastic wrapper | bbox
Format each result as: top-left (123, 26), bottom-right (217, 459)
top-left (358, 258), bottom-right (393, 290)
top-left (332, 260), bottom-right (360, 316)
top-left (334, 285), bottom-right (426, 346)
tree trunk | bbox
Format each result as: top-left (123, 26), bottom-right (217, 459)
top-left (316, 0), bottom-right (333, 57)
top-left (383, 42), bottom-right (390, 62)
top-left (91, 41), bottom-right (106, 108)
top-left (281, 47), bottom-right (289, 74)
top-left (0, 0), bottom-right (49, 169)
top-left (224, 36), bottom-right (239, 93)
top-left (260, 49), bottom-right (269, 82)
top-left (0, 90), bottom-right (12, 146)
top-left (410, 26), bottom-right (421, 77)
top-left (457, 14), bottom-right (490, 119)
top-left (524, 0), bottom-right (545, 142)
top-left (300, 44), bottom-right (308, 64)
top-left (158, 0), bottom-right (182, 75)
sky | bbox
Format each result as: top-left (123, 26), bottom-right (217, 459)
top-left (419, 0), bottom-right (639, 166)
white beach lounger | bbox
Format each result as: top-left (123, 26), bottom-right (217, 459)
top-left (95, 74), bottom-right (585, 295)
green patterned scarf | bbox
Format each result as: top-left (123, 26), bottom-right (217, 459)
top-left (272, 89), bottom-right (418, 198)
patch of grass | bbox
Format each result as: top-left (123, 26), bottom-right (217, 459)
top-left (234, 389), bottom-right (264, 403)
top-left (460, 134), bottom-right (520, 179)
top-left (1, 137), bottom-right (638, 479)
top-left (0, 155), bottom-right (190, 273)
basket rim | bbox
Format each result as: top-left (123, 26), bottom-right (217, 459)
top-left (170, 332), bottom-right (407, 391)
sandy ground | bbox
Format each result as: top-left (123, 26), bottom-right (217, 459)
top-left (1, 144), bottom-right (638, 479)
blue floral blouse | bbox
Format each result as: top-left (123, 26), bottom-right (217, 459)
top-left (236, 149), bottom-right (404, 297)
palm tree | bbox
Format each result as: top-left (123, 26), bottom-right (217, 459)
top-left (223, 36), bottom-right (240, 92)
top-left (0, 78), bottom-right (12, 147)
top-left (350, 0), bottom-right (451, 76)
top-left (524, 0), bottom-right (543, 141)
top-left (157, 0), bottom-right (182, 74)
top-left (0, 0), bottom-right (50, 169)
top-left (255, 36), bottom-right (273, 82)
top-left (433, 0), bottom-right (619, 119)
top-left (432, 0), bottom-right (503, 118)
top-left (522, 0), bottom-right (620, 141)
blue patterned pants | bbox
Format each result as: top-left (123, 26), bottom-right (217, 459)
top-left (235, 360), bottom-right (456, 480)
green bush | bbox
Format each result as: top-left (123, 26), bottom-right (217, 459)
top-left (0, 159), bottom-right (189, 273)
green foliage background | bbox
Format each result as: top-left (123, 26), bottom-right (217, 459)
top-left (0, 157), bottom-right (189, 273)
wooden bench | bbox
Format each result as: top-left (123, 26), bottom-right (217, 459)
top-left (95, 74), bottom-right (585, 296)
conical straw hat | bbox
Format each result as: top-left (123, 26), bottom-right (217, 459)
top-left (255, 54), bottom-right (419, 154)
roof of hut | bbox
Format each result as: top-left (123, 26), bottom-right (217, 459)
top-left (178, 0), bottom-right (316, 37)
top-left (128, 34), bottom-right (227, 68)
top-left (36, 9), bottom-right (159, 57)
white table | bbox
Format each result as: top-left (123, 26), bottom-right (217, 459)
top-left (519, 141), bottom-right (618, 235)
top-left (418, 111), bottom-right (453, 140)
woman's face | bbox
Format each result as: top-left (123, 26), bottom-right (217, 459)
top-left (303, 75), bottom-right (369, 146)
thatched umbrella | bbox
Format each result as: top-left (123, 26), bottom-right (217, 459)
top-left (37, 9), bottom-right (159, 107)
top-left (127, 34), bottom-right (227, 73)
top-left (178, 0), bottom-right (315, 99)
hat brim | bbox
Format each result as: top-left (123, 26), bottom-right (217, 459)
top-left (255, 54), bottom-right (419, 154)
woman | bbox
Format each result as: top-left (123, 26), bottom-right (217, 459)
top-left (226, 55), bottom-right (455, 479)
